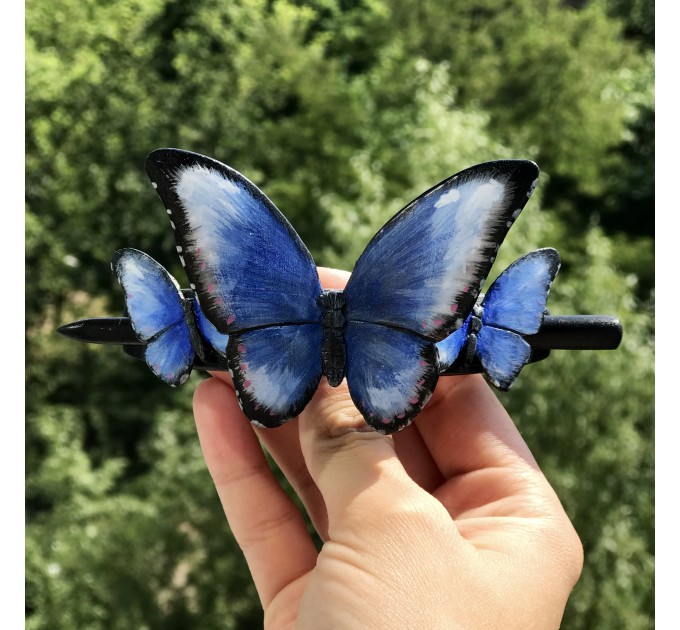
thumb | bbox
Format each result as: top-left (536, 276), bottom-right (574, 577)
top-left (298, 378), bottom-right (430, 535)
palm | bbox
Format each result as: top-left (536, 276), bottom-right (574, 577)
top-left (192, 268), bottom-right (582, 628)
top-left (214, 374), bottom-right (577, 629)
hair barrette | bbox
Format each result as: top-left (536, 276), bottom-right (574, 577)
top-left (59, 149), bottom-right (622, 434)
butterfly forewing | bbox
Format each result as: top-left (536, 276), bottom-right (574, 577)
top-left (112, 249), bottom-right (186, 341)
top-left (344, 160), bottom-right (539, 341)
top-left (145, 149), bottom-right (323, 334)
top-left (482, 248), bottom-right (560, 335)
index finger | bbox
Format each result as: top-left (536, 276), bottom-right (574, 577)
top-left (417, 374), bottom-right (539, 479)
top-left (316, 266), bottom-right (351, 289)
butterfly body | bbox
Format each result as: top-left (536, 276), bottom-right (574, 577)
top-left (146, 149), bottom-right (539, 432)
top-left (178, 289), bottom-right (207, 362)
top-left (463, 303), bottom-right (483, 365)
top-left (319, 289), bottom-right (348, 387)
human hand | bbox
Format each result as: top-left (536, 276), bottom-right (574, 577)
top-left (193, 267), bottom-right (583, 629)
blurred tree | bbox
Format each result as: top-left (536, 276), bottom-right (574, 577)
top-left (26, 0), bottom-right (653, 627)
top-left (388, 1), bottom-right (635, 190)
top-left (387, 0), bottom-right (654, 293)
top-left (500, 230), bottom-right (654, 630)
top-left (604, 0), bottom-right (654, 48)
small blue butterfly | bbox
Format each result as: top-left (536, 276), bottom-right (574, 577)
top-left (145, 149), bottom-right (539, 432)
top-left (112, 248), bottom-right (230, 386)
top-left (437, 248), bottom-right (560, 389)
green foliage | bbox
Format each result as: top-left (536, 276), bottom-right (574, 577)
top-left (27, 398), bottom-right (263, 629)
top-left (387, 0), bottom-right (655, 289)
top-left (502, 230), bottom-right (654, 629)
top-left (26, 0), bottom-right (653, 627)
top-left (604, 0), bottom-right (655, 48)
top-left (390, 0), bottom-right (639, 191)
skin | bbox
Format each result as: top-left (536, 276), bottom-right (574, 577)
top-left (193, 268), bottom-right (583, 629)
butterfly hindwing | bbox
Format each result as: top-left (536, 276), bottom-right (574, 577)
top-left (145, 326), bottom-right (196, 387)
top-left (344, 160), bottom-right (539, 341)
top-left (226, 324), bottom-right (324, 427)
top-left (476, 326), bottom-right (531, 390)
top-left (112, 248), bottom-right (194, 387)
top-left (146, 149), bottom-right (323, 333)
top-left (344, 322), bottom-right (439, 433)
top-left (193, 298), bottom-right (230, 358)
top-left (435, 317), bottom-right (470, 373)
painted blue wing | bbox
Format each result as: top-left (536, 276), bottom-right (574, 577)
top-left (476, 248), bottom-right (560, 389)
top-left (344, 160), bottom-right (539, 340)
top-left (226, 324), bottom-right (323, 427)
top-left (193, 298), bottom-right (230, 358)
top-left (476, 326), bottom-right (531, 390)
top-left (435, 317), bottom-right (471, 372)
top-left (482, 248), bottom-right (560, 335)
top-left (146, 149), bottom-right (324, 426)
top-left (112, 249), bottom-right (195, 387)
top-left (342, 161), bottom-right (538, 430)
top-left (145, 149), bottom-right (323, 333)
top-left (345, 322), bottom-right (439, 433)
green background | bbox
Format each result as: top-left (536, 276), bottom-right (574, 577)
top-left (26, 1), bottom-right (654, 627)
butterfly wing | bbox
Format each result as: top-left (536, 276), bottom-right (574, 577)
top-left (344, 160), bottom-right (540, 340)
top-left (342, 161), bottom-right (538, 428)
top-left (226, 324), bottom-right (323, 427)
top-left (344, 322), bottom-right (439, 433)
top-left (476, 326), bottom-right (531, 390)
top-left (193, 298), bottom-right (230, 358)
top-left (112, 249), bottom-right (194, 387)
top-left (435, 316), bottom-right (471, 373)
top-left (146, 149), bottom-right (324, 425)
top-left (145, 149), bottom-right (323, 333)
top-left (482, 248), bottom-right (560, 335)
top-left (477, 248), bottom-right (561, 389)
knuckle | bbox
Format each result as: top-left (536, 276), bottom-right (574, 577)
top-left (237, 504), bottom-right (300, 549)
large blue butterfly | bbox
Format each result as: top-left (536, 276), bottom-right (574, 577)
top-left (437, 248), bottom-right (560, 389)
top-left (145, 149), bottom-right (539, 433)
top-left (112, 248), bottom-right (230, 386)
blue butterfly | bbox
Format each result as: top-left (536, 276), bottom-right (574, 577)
top-left (436, 248), bottom-right (560, 390)
top-left (145, 149), bottom-right (539, 433)
top-left (112, 248), bottom-right (230, 387)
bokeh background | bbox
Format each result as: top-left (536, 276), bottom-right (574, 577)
top-left (26, 1), bottom-right (654, 627)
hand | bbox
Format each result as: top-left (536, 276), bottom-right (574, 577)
top-left (193, 268), bottom-right (583, 629)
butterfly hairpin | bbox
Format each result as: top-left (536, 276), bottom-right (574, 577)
top-left (142, 149), bottom-right (541, 433)
top-left (59, 150), bottom-right (622, 434)
top-left (114, 245), bottom-right (560, 394)
top-left (67, 246), bottom-right (581, 387)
